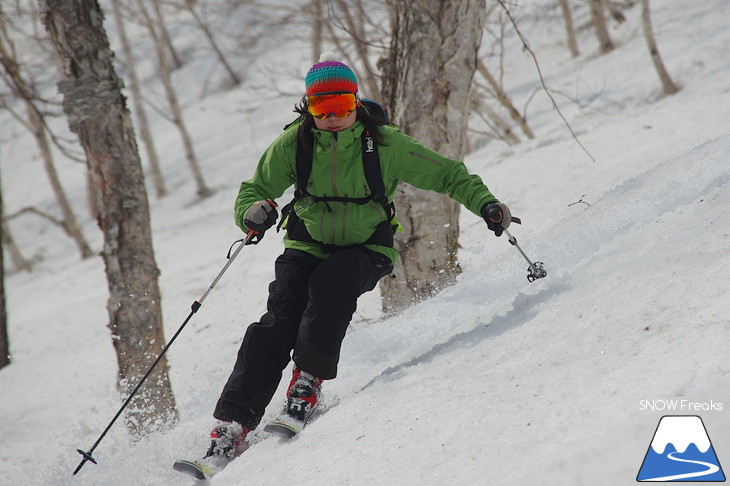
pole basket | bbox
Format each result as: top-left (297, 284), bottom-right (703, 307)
top-left (526, 261), bottom-right (547, 282)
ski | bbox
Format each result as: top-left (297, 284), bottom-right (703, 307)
top-left (263, 414), bottom-right (306, 438)
top-left (172, 419), bottom-right (293, 482)
top-left (173, 390), bottom-right (328, 479)
top-left (174, 415), bottom-right (317, 479)
top-left (173, 458), bottom-right (216, 480)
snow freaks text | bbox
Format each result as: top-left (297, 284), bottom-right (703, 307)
top-left (639, 400), bottom-right (724, 412)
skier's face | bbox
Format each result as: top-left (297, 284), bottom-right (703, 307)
top-left (312, 109), bottom-right (357, 132)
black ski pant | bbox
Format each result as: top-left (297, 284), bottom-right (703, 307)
top-left (213, 247), bottom-right (393, 429)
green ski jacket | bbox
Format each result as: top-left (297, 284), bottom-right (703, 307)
top-left (235, 120), bottom-right (499, 263)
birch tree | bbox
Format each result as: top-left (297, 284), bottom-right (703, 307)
top-left (110, 0), bottom-right (167, 199)
top-left (42, 0), bottom-right (178, 436)
top-left (0, 6), bottom-right (93, 259)
top-left (179, 0), bottom-right (241, 87)
top-left (379, 0), bottom-right (485, 314)
top-left (311, 0), bottom-right (323, 63)
top-left (136, 0), bottom-right (213, 199)
top-left (558, 0), bottom-right (579, 57)
top-left (0, 217), bottom-right (31, 272)
top-left (476, 59), bottom-right (533, 140)
top-left (151, 0), bottom-right (182, 70)
top-left (640, 0), bottom-right (679, 95)
top-left (590, 0), bottom-right (614, 53)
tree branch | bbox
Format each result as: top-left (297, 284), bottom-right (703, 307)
top-left (496, 0), bottom-right (596, 162)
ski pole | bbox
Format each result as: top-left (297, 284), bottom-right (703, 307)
top-left (73, 229), bottom-right (257, 476)
top-left (503, 225), bottom-right (547, 282)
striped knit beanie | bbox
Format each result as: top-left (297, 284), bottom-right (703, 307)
top-left (305, 52), bottom-right (358, 96)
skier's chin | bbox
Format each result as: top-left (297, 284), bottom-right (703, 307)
top-left (323, 125), bottom-right (345, 132)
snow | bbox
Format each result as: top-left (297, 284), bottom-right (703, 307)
top-left (2, 1), bottom-right (729, 485)
top-left (651, 417), bottom-right (712, 454)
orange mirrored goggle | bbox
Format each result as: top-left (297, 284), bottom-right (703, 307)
top-left (307, 92), bottom-right (359, 119)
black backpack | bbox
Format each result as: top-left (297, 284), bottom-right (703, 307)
top-left (277, 99), bottom-right (397, 251)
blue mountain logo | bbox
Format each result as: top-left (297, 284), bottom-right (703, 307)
top-left (637, 415), bottom-right (725, 482)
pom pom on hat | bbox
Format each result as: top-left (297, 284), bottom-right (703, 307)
top-left (318, 51), bottom-right (339, 63)
top-left (305, 52), bottom-right (358, 96)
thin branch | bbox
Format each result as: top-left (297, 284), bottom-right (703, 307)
top-left (568, 195), bottom-right (591, 208)
top-left (5, 206), bottom-right (65, 227)
top-left (496, 0), bottom-right (596, 163)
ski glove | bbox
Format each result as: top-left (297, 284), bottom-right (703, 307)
top-left (243, 199), bottom-right (278, 244)
top-left (481, 202), bottom-right (511, 237)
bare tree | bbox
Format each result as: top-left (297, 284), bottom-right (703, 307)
top-left (42, 0), bottom-right (178, 436)
top-left (589, 0), bottom-right (614, 53)
top-left (640, 0), bottom-right (679, 95)
top-left (151, 0), bottom-right (183, 70)
top-left (0, 9), bottom-right (93, 259)
top-left (558, 0), bottom-right (580, 57)
top-left (136, 0), bottom-right (213, 199)
top-left (471, 93), bottom-right (521, 145)
top-left (379, 0), bottom-right (486, 314)
top-left (311, 0), bottom-right (323, 63)
top-left (179, 0), bottom-right (242, 87)
top-left (0, 218), bottom-right (32, 272)
top-left (321, 0), bottom-right (391, 102)
top-left (110, 0), bottom-right (167, 199)
top-left (476, 59), bottom-right (534, 140)
top-left (469, 6), bottom-right (526, 145)
top-left (0, 137), bottom-right (31, 273)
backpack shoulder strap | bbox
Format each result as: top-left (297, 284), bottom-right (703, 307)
top-left (361, 131), bottom-right (385, 199)
top-left (361, 131), bottom-right (395, 223)
top-left (283, 127), bottom-right (394, 221)
top-left (276, 128), bottom-right (313, 232)
top-left (295, 129), bottom-right (314, 197)
top-left (296, 128), bottom-right (383, 202)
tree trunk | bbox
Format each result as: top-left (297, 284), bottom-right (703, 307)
top-left (110, 0), bottom-right (167, 199)
top-left (558, 0), bottom-right (580, 58)
top-left (640, 0), bottom-right (679, 95)
top-left (311, 0), bottom-right (323, 63)
top-left (590, 0), bottom-right (614, 54)
top-left (151, 0), bottom-right (182, 70)
top-left (379, 0), bottom-right (485, 315)
top-left (42, 0), bottom-right (178, 436)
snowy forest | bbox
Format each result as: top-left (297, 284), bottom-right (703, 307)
top-left (1, 1), bottom-right (729, 485)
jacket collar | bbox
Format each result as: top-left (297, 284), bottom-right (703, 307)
top-left (311, 120), bottom-right (364, 149)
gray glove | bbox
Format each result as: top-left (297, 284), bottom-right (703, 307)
top-left (243, 199), bottom-right (278, 244)
top-left (480, 202), bottom-right (511, 237)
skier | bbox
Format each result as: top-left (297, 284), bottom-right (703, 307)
top-left (193, 55), bottom-right (512, 474)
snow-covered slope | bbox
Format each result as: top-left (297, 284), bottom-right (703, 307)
top-left (1, 1), bottom-right (729, 485)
